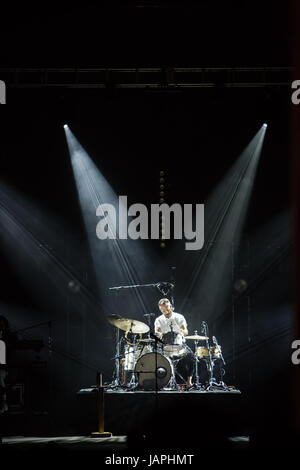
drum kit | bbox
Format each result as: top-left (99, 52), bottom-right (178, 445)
top-left (107, 314), bottom-right (228, 391)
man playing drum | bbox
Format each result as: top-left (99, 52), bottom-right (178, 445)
top-left (154, 298), bottom-right (194, 389)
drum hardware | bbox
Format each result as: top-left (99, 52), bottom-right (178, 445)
top-left (125, 330), bottom-right (142, 346)
top-left (143, 312), bottom-right (155, 335)
top-left (197, 327), bottom-right (228, 391)
top-left (109, 324), bottom-right (123, 389)
top-left (149, 332), bottom-right (164, 345)
top-left (212, 336), bottom-right (226, 365)
top-left (107, 314), bottom-right (149, 389)
top-left (199, 321), bottom-right (216, 390)
top-left (107, 306), bottom-right (229, 391)
top-left (108, 272), bottom-right (177, 390)
top-left (206, 336), bottom-right (229, 390)
top-left (171, 357), bottom-right (188, 387)
top-left (185, 330), bottom-right (203, 390)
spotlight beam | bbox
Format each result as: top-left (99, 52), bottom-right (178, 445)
top-left (64, 126), bottom-right (155, 317)
top-left (0, 196), bottom-right (112, 319)
top-left (181, 124), bottom-right (267, 320)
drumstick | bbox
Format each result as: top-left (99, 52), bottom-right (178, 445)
top-left (170, 318), bottom-right (185, 334)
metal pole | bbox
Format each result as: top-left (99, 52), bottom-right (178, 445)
top-left (91, 372), bottom-right (112, 437)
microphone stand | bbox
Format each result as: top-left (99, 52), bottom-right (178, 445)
top-left (149, 333), bottom-right (165, 393)
top-left (201, 322), bottom-right (218, 391)
top-left (143, 313), bottom-right (155, 337)
top-left (109, 280), bottom-right (175, 300)
top-left (192, 330), bottom-right (202, 390)
top-left (212, 336), bottom-right (229, 391)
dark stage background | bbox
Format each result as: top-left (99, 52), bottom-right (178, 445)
top-left (0, 0), bottom-right (294, 445)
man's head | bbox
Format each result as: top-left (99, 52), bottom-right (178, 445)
top-left (158, 298), bottom-right (173, 317)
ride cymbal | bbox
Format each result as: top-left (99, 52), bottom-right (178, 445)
top-left (107, 314), bottom-right (150, 334)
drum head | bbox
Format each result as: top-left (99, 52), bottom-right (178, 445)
top-left (162, 331), bottom-right (178, 345)
top-left (134, 352), bottom-right (172, 390)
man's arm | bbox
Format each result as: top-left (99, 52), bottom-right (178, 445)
top-left (154, 318), bottom-right (163, 338)
top-left (174, 314), bottom-right (188, 336)
top-left (180, 324), bottom-right (188, 336)
top-left (155, 327), bottom-right (163, 338)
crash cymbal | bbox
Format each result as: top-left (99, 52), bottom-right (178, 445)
top-left (107, 314), bottom-right (149, 334)
top-left (185, 335), bottom-right (209, 340)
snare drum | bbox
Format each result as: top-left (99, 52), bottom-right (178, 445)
top-left (162, 331), bottom-right (185, 357)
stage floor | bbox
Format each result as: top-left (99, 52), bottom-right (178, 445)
top-left (75, 385), bottom-right (245, 448)
top-left (104, 388), bottom-right (241, 394)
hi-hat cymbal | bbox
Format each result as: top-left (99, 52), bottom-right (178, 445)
top-left (185, 335), bottom-right (209, 340)
top-left (139, 338), bottom-right (155, 343)
top-left (107, 314), bottom-right (150, 334)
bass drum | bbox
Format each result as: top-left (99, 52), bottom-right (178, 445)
top-left (134, 352), bottom-right (172, 390)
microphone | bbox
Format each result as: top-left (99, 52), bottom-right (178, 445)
top-left (212, 336), bottom-right (217, 345)
top-left (156, 282), bottom-right (174, 294)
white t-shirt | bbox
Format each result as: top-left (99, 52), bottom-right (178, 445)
top-left (154, 312), bottom-right (187, 345)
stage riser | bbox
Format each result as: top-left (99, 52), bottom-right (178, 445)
top-left (76, 391), bottom-right (247, 445)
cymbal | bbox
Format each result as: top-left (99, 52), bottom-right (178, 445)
top-left (107, 314), bottom-right (149, 334)
top-left (139, 338), bottom-right (155, 343)
top-left (185, 335), bottom-right (209, 340)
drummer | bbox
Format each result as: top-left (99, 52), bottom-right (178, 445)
top-left (154, 298), bottom-right (193, 389)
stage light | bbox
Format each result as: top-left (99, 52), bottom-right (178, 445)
top-left (263, 123), bottom-right (268, 128)
top-left (234, 278), bottom-right (248, 293)
top-left (63, 124), bottom-right (68, 128)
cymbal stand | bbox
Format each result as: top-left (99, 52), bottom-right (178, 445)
top-left (192, 331), bottom-right (202, 390)
top-left (201, 322), bottom-right (218, 391)
top-left (167, 358), bottom-right (180, 391)
top-left (126, 326), bottom-right (138, 390)
top-left (110, 326), bottom-right (123, 389)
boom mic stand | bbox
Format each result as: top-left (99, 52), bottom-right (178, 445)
top-left (211, 336), bottom-right (229, 391)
